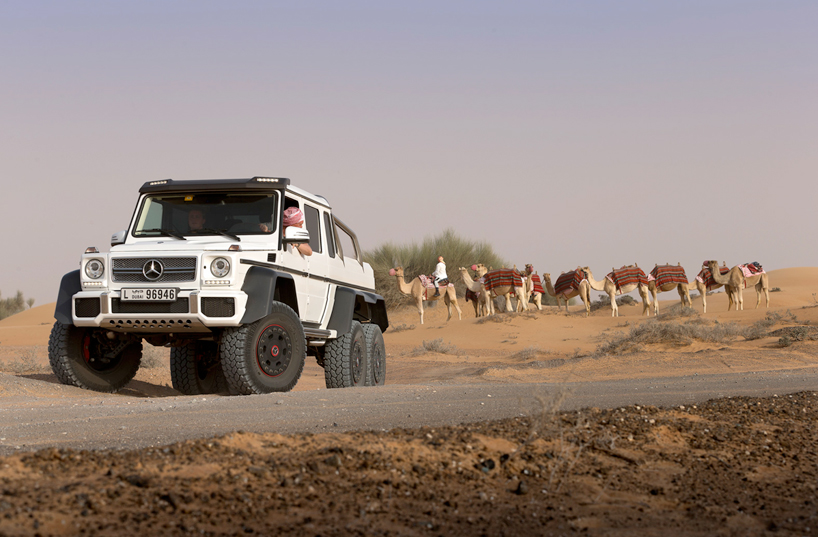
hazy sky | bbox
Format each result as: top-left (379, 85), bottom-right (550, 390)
top-left (1, 1), bottom-right (816, 306)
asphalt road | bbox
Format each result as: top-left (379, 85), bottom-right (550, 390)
top-left (2, 366), bottom-right (817, 455)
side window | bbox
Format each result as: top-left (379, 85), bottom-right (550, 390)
top-left (303, 205), bottom-right (322, 254)
top-left (336, 224), bottom-right (358, 262)
top-left (323, 212), bottom-right (336, 258)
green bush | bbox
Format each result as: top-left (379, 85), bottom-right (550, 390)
top-left (0, 290), bottom-right (29, 321)
top-left (364, 229), bottom-right (508, 310)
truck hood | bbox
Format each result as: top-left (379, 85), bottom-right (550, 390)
top-left (111, 238), bottom-right (274, 254)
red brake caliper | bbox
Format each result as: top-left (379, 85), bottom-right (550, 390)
top-left (82, 334), bottom-right (91, 362)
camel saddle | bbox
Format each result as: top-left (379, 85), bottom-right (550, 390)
top-left (482, 269), bottom-right (524, 292)
top-left (529, 273), bottom-right (545, 295)
top-left (417, 274), bottom-right (453, 300)
top-left (696, 264), bottom-right (730, 291)
top-left (606, 265), bottom-right (648, 294)
top-left (554, 270), bottom-right (585, 298)
top-left (648, 264), bottom-right (688, 288)
top-left (740, 262), bottom-right (765, 277)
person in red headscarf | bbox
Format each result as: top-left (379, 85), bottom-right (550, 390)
top-left (282, 206), bottom-right (312, 257)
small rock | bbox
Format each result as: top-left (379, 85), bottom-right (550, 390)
top-left (514, 480), bottom-right (528, 495)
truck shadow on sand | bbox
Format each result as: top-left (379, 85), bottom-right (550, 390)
top-left (18, 373), bottom-right (182, 398)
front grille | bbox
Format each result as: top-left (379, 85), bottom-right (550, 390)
top-left (111, 257), bottom-right (197, 283)
top-left (202, 297), bottom-right (235, 318)
top-left (75, 298), bottom-right (101, 318)
top-left (111, 298), bottom-right (190, 314)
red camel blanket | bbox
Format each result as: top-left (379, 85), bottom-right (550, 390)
top-left (529, 273), bottom-right (545, 295)
top-left (482, 269), bottom-right (523, 292)
top-left (740, 262), bottom-right (765, 278)
top-left (648, 264), bottom-right (688, 288)
top-left (554, 270), bottom-right (585, 298)
top-left (696, 265), bottom-right (730, 291)
top-left (606, 265), bottom-right (648, 293)
top-left (465, 289), bottom-right (480, 303)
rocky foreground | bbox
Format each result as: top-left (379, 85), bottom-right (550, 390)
top-left (1, 391), bottom-right (816, 536)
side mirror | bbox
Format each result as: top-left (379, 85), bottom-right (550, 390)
top-left (282, 227), bottom-right (310, 244)
top-left (111, 230), bottom-right (126, 246)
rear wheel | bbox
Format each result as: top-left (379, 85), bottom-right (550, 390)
top-left (220, 302), bottom-right (306, 394)
top-left (170, 340), bottom-right (228, 395)
top-left (324, 321), bottom-right (367, 388)
top-left (362, 324), bottom-right (386, 387)
top-left (48, 321), bottom-right (142, 393)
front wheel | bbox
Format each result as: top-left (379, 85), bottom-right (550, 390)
top-left (220, 303), bottom-right (306, 394)
top-left (48, 321), bottom-right (142, 393)
top-left (170, 340), bottom-right (229, 395)
top-left (324, 321), bottom-right (367, 389)
top-left (362, 324), bottom-right (386, 387)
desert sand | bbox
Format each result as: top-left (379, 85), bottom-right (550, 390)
top-left (0, 267), bottom-right (816, 535)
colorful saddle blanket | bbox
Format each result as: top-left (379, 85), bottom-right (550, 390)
top-left (696, 265), bottom-right (730, 291)
top-left (606, 266), bottom-right (648, 294)
top-left (648, 264), bottom-right (688, 288)
top-left (482, 269), bottom-right (523, 292)
top-left (465, 289), bottom-right (480, 303)
top-left (529, 274), bottom-right (545, 295)
top-left (740, 262), bottom-right (765, 278)
top-left (417, 274), bottom-right (453, 289)
top-left (554, 270), bottom-right (585, 299)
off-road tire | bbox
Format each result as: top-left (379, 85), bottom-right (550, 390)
top-left (170, 340), bottom-right (229, 395)
top-left (48, 321), bottom-right (142, 393)
top-left (362, 323), bottom-right (386, 387)
top-left (324, 321), bottom-right (367, 389)
top-left (220, 302), bottom-right (306, 394)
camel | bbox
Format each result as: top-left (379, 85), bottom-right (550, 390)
top-left (389, 266), bottom-right (462, 325)
top-left (542, 271), bottom-right (591, 317)
top-left (705, 260), bottom-right (744, 311)
top-left (691, 261), bottom-right (735, 313)
top-left (648, 263), bottom-right (692, 315)
top-left (474, 263), bottom-right (527, 313)
top-left (582, 265), bottom-right (651, 317)
top-left (458, 266), bottom-right (491, 317)
top-left (520, 264), bottom-right (543, 311)
top-left (740, 263), bottom-right (770, 309)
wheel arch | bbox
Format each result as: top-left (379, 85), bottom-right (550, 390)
top-left (54, 270), bottom-right (82, 325)
top-left (327, 287), bottom-right (389, 335)
top-left (240, 266), bottom-right (299, 324)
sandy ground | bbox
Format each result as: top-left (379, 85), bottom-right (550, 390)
top-left (0, 267), bottom-right (817, 535)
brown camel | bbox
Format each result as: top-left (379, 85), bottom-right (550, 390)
top-left (691, 261), bottom-right (735, 313)
top-left (389, 267), bottom-right (462, 325)
top-left (542, 271), bottom-right (591, 317)
top-left (520, 264), bottom-right (543, 311)
top-left (706, 260), bottom-right (745, 311)
top-left (582, 265), bottom-right (651, 317)
top-left (648, 263), bottom-right (692, 315)
top-left (459, 266), bottom-right (491, 317)
top-left (475, 264), bottom-right (528, 313)
top-left (740, 263), bottom-right (771, 309)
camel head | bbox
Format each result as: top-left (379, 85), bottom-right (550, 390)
top-left (389, 267), bottom-right (405, 278)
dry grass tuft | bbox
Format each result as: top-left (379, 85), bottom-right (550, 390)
top-left (595, 318), bottom-right (745, 355)
top-left (476, 314), bottom-right (512, 324)
top-left (389, 323), bottom-right (416, 333)
top-left (410, 338), bottom-right (460, 356)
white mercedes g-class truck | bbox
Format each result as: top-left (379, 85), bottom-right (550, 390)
top-left (49, 176), bottom-right (388, 395)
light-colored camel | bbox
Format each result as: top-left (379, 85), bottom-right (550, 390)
top-left (520, 264), bottom-right (542, 311)
top-left (706, 260), bottom-right (749, 311)
top-left (474, 263), bottom-right (527, 313)
top-left (691, 261), bottom-right (735, 313)
top-left (389, 266), bottom-right (462, 325)
top-left (648, 264), bottom-right (692, 315)
top-left (458, 266), bottom-right (491, 317)
top-left (582, 266), bottom-right (651, 317)
top-left (741, 265), bottom-right (770, 309)
top-left (542, 272), bottom-right (591, 317)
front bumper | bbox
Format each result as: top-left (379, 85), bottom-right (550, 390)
top-left (71, 289), bottom-right (249, 333)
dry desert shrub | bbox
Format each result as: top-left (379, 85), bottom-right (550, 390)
top-left (140, 345), bottom-right (167, 369)
top-left (508, 346), bottom-right (554, 361)
top-left (655, 305), bottom-right (699, 321)
top-left (389, 323), bottom-right (416, 333)
top-left (589, 294), bottom-right (637, 312)
top-left (595, 318), bottom-right (745, 355)
top-left (410, 338), bottom-right (460, 356)
top-left (0, 348), bottom-right (49, 374)
top-left (476, 314), bottom-right (512, 324)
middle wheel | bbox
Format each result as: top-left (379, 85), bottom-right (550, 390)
top-left (170, 340), bottom-right (228, 395)
top-left (324, 321), bottom-right (367, 388)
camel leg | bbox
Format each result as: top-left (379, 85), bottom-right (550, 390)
top-left (416, 297), bottom-right (424, 325)
top-left (701, 289), bottom-right (707, 314)
top-left (639, 285), bottom-right (651, 316)
top-left (517, 287), bottom-right (528, 312)
top-left (651, 288), bottom-right (659, 316)
top-left (443, 294), bottom-right (453, 322)
top-left (504, 294), bottom-right (513, 313)
top-left (449, 289), bottom-right (462, 320)
top-left (533, 293), bottom-right (542, 311)
top-left (610, 292), bottom-right (618, 317)
top-left (682, 285), bottom-right (692, 308)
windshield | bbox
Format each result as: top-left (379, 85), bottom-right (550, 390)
top-left (132, 192), bottom-right (278, 238)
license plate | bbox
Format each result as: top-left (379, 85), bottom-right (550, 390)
top-left (121, 288), bottom-right (178, 302)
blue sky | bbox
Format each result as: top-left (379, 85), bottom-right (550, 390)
top-left (1, 1), bottom-right (816, 305)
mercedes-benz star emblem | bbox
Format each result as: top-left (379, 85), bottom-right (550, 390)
top-left (142, 259), bottom-right (164, 281)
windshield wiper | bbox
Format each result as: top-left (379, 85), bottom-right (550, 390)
top-left (197, 228), bottom-right (242, 242)
top-left (137, 228), bottom-right (187, 240)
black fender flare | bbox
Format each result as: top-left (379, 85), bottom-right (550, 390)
top-left (54, 270), bottom-right (82, 325)
top-left (239, 266), bottom-right (298, 324)
top-left (327, 287), bottom-right (389, 335)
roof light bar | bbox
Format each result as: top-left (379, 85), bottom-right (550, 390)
top-left (149, 180), bottom-right (169, 186)
top-left (254, 177), bottom-right (279, 183)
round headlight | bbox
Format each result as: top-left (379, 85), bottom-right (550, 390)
top-left (85, 259), bottom-right (104, 279)
top-left (210, 257), bottom-right (230, 278)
